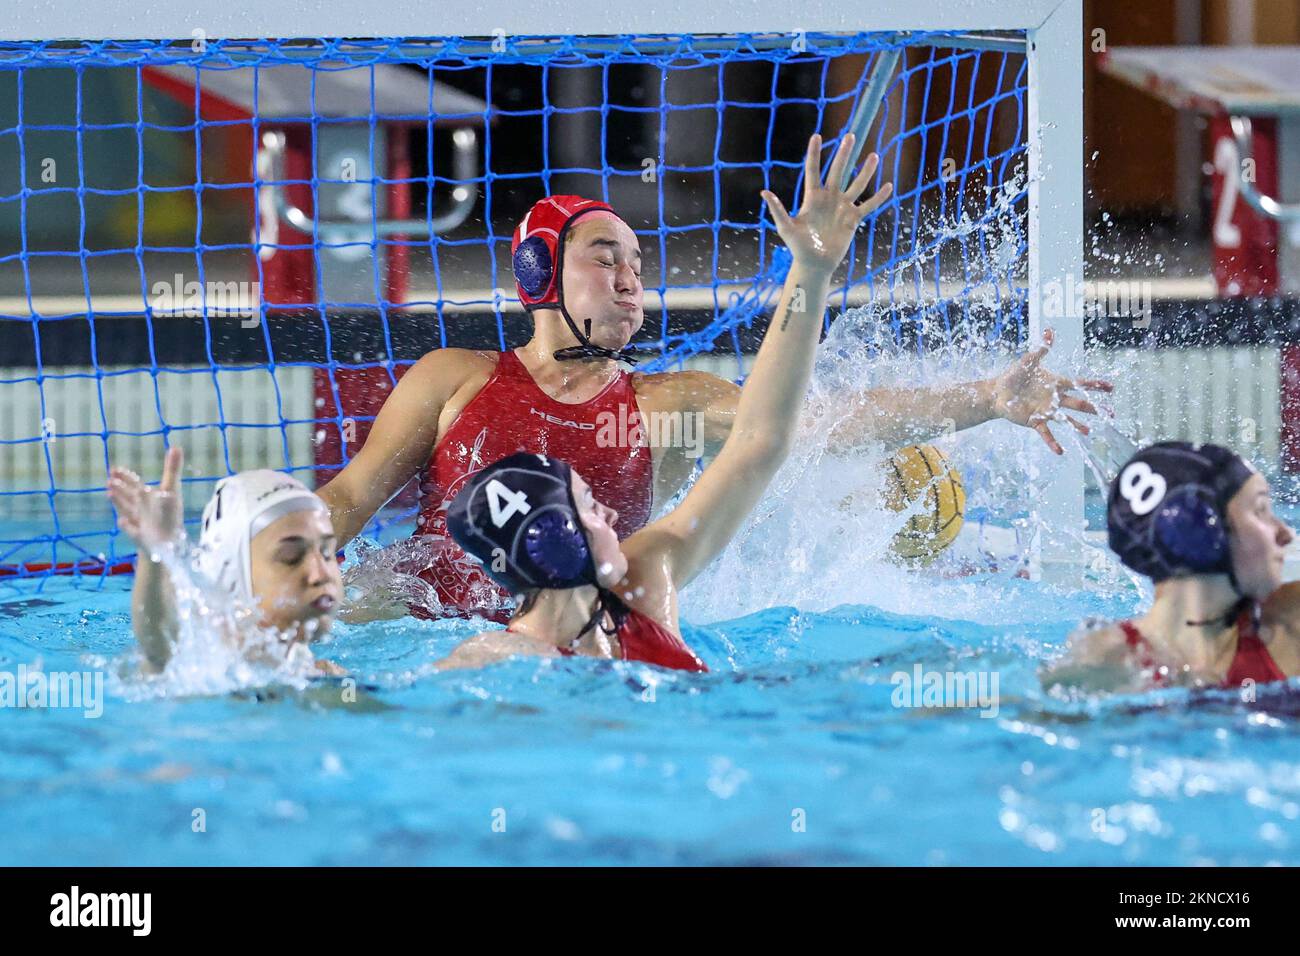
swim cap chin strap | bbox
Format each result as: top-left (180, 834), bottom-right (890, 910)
top-left (551, 316), bottom-right (640, 366)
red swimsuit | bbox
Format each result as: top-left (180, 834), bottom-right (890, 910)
top-left (511, 603), bottom-right (709, 673)
top-left (413, 350), bottom-right (653, 621)
top-left (1119, 604), bottom-right (1287, 688)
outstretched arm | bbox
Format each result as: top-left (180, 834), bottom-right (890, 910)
top-left (827, 378), bottom-right (997, 450)
top-left (107, 446), bottom-right (185, 672)
top-left (637, 132), bottom-right (892, 586)
top-left (434, 630), bottom-right (560, 671)
top-left (664, 326), bottom-right (1112, 465)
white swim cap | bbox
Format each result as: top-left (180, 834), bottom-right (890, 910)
top-left (197, 470), bottom-right (326, 601)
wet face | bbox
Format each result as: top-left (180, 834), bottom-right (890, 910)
top-left (248, 507), bottom-right (343, 639)
top-left (1226, 474), bottom-right (1294, 599)
top-left (559, 213), bottom-right (643, 350)
top-left (569, 470), bottom-right (627, 586)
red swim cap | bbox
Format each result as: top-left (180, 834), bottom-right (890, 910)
top-left (510, 195), bottom-right (617, 309)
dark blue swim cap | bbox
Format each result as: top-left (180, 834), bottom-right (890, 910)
top-left (446, 452), bottom-right (597, 594)
top-left (1107, 441), bottom-right (1258, 583)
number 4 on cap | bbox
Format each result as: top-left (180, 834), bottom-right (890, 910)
top-left (486, 479), bottom-right (531, 527)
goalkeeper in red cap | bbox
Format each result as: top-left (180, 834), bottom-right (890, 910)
top-left (318, 133), bottom-right (1109, 621)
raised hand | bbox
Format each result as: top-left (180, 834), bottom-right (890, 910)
top-left (107, 446), bottom-right (185, 557)
top-left (760, 132), bottom-right (893, 275)
top-left (990, 329), bottom-right (1114, 455)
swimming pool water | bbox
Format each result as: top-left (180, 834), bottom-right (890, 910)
top-left (4, 548), bottom-right (1300, 867)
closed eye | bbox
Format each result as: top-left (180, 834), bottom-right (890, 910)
top-left (596, 256), bottom-right (641, 279)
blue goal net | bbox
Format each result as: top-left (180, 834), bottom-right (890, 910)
top-left (0, 31), bottom-right (1029, 579)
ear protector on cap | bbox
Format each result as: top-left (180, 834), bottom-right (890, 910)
top-left (512, 235), bottom-right (553, 300)
top-left (524, 508), bottom-right (590, 581)
top-left (1153, 484), bottom-right (1229, 572)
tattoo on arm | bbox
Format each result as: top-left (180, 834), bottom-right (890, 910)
top-left (780, 285), bottom-right (806, 332)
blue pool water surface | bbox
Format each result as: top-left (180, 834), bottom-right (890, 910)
top-left (4, 514), bottom-right (1300, 867)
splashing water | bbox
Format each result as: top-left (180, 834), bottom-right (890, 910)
top-left (682, 160), bottom-right (1109, 623)
top-left (339, 536), bottom-right (445, 620)
top-left (685, 308), bottom-right (1074, 624)
top-left (338, 533), bottom-right (511, 623)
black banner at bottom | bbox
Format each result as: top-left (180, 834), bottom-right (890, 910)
top-left (0, 866), bottom-right (1282, 940)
